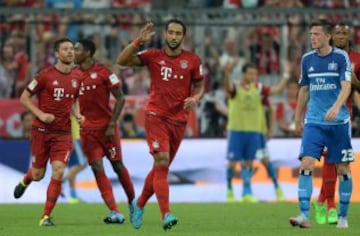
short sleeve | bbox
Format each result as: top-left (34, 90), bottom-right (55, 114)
top-left (137, 49), bottom-right (156, 66)
top-left (191, 55), bottom-right (204, 81)
top-left (102, 66), bottom-right (120, 89)
top-left (26, 70), bottom-right (46, 95)
top-left (338, 51), bottom-right (352, 82)
top-left (299, 55), bottom-right (309, 87)
top-left (354, 63), bottom-right (360, 81)
top-left (261, 84), bottom-right (271, 99)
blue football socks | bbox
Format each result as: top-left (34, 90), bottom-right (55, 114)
top-left (226, 167), bottom-right (235, 190)
top-left (266, 162), bottom-right (279, 188)
top-left (339, 174), bottom-right (352, 217)
top-left (241, 167), bottom-right (252, 196)
top-left (298, 170), bottom-right (312, 218)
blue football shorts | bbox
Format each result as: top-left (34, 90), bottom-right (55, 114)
top-left (299, 123), bottom-right (354, 164)
top-left (227, 131), bottom-right (263, 161)
top-left (256, 134), bottom-right (269, 160)
top-left (68, 139), bottom-right (87, 167)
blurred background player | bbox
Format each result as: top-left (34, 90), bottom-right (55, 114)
top-left (289, 18), bottom-right (353, 229)
top-left (119, 112), bottom-right (145, 138)
top-left (13, 38), bottom-right (84, 226)
top-left (224, 60), bottom-right (289, 203)
top-left (62, 114), bottom-right (87, 203)
top-left (73, 38), bottom-right (135, 224)
top-left (312, 22), bottom-right (360, 225)
top-left (256, 97), bottom-right (285, 202)
top-left (117, 19), bottom-right (204, 230)
top-left (19, 111), bottom-right (33, 139)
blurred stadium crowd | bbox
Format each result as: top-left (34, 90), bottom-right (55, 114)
top-left (2, 0), bottom-right (360, 138)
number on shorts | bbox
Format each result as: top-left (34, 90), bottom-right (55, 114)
top-left (64, 151), bottom-right (70, 162)
top-left (341, 149), bottom-right (354, 162)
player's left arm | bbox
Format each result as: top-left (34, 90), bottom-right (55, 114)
top-left (184, 79), bottom-right (204, 110)
top-left (325, 54), bottom-right (352, 121)
top-left (269, 61), bottom-right (291, 95)
top-left (105, 86), bottom-right (125, 140)
top-left (267, 104), bottom-right (276, 139)
top-left (351, 72), bottom-right (360, 92)
top-left (325, 80), bottom-right (351, 121)
top-left (72, 98), bottom-right (85, 124)
top-left (184, 59), bottom-right (205, 110)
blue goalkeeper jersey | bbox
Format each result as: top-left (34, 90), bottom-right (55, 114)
top-left (299, 47), bottom-right (352, 125)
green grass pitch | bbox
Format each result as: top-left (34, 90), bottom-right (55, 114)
top-left (1, 202), bottom-right (359, 236)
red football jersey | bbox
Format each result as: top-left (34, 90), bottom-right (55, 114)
top-left (76, 62), bottom-right (121, 129)
top-left (346, 49), bottom-right (360, 117)
top-left (349, 49), bottom-right (360, 81)
top-left (27, 66), bottom-right (83, 132)
top-left (137, 49), bottom-right (203, 123)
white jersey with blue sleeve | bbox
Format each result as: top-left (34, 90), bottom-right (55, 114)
top-left (299, 48), bottom-right (352, 125)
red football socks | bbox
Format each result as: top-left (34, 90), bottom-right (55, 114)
top-left (138, 169), bottom-right (154, 208)
top-left (116, 166), bottom-right (135, 205)
top-left (95, 170), bottom-right (119, 212)
top-left (153, 165), bottom-right (170, 218)
top-left (23, 168), bottom-right (33, 185)
top-left (318, 162), bottom-right (337, 209)
top-left (42, 177), bottom-right (62, 217)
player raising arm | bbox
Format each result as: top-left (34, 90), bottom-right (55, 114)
top-left (117, 19), bottom-right (204, 230)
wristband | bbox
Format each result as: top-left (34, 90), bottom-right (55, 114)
top-left (283, 72), bottom-right (290, 78)
top-left (133, 38), bottom-right (142, 48)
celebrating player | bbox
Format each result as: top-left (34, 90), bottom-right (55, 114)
top-left (117, 19), bottom-right (204, 230)
top-left (13, 38), bottom-right (84, 226)
top-left (73, 38), bottom-right (135, 224)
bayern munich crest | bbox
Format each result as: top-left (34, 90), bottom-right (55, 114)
top-left (180, 60), bottom-right (188, 69)
top-left (90, 72), bottom-right (97, 79)
top-left (71, 79), bottom-right (78, 88)
top-left (152, 140), bottom-right (160, 149)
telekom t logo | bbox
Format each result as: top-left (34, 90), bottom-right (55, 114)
top-left (53, 88), bottom-right (65, 101)
top-left (161, 66), bottom-right (172, 81)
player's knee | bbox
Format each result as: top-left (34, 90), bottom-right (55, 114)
top-left (32, 172), bottom-right (44, 181)
top-left (336, 163), bottom-right (350, 176)
top-left (32, 168), bottom-right (45, 181)
top-left (261, 158), bottom-right (270, 166)
top-left (111, 160), bottom-right (124, 172)
top-left (241, 161), bottom-right (253, 169)
top-left (90, 160), bottom-right (104, 173)
top-left (228, 161), bottom-right (236, 168)
top-left (52, 166), bottom-right (66, 180)
top-left (154, 152), bottom-right (170, 165)
top-left (300, 157), bottom-right (315, 171)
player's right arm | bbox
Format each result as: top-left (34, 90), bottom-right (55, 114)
top-left (72, 98), bottom-right (84, 124)
top-left (116, 22), bottom-right (155, 67)
top-left (294, 86), bottom-right (309, 134)
top-left (294, 55), bottom-right (309, 134)
top-left (223, 59), bottom-right (236, 95)
top-left (269, 61), bottom-right (291, 95)
top-left (351, 72), bottom-right (360, 92)
top-left (20, 88), bottom-right (55, 124)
